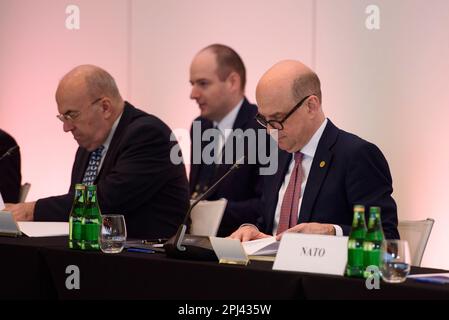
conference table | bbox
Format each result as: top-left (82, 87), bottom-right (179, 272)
top-left (1, 235), bottom-right (449, 301)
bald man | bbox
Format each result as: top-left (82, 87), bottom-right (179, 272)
top-left (189, 44), bottom-right (267, 236)
top-left (230, 60), bottom-right (399, 241)
top-left (6, 65), bottom-right (189, 239)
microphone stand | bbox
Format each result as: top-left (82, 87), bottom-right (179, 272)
top-left (165, 156), bottom-right (245, 261)
top-left (0, 145), bottom-right (19, 161)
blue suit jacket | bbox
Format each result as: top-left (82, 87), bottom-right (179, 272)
top-left (34, 102), bottom-right (190, 239)
top-left (189, 98), bottom-right (267, 237)
top-left (258, 119), bottom-right (399, 239)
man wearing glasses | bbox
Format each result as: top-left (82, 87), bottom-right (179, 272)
top-left (230, 60), bottom-right (399, 241)
top-left (5, 65), bottom-right (189, 239)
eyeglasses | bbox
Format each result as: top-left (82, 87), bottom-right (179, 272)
top-left (56, 97), bottom-right (103, 123)
top-left (255, 94), bottom-right (313, 130)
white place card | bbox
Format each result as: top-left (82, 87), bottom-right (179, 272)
top-left (209, 237), bottom-right (249, 265)
top-left (273, 233), bottom-right (348, 276)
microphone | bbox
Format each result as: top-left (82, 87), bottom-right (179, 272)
top-left (164, 156), bottom-right (245, 261)
top-left (0, 145), bottom-right (19, 161)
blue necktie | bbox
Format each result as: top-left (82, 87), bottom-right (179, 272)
top-left (82, 145), bottom-right (105, 185)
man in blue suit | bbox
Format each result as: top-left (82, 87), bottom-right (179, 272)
top-left (230, 60), bottom-right (399, 241)
top-left (189, 44), bottom-right (267, 237)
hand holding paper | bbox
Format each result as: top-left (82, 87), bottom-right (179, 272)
top-left (276, 222), bottom-right (336, 240)
top-left (4, 201), bottom-right (36, 221)
top-left (228, 225), bottom-right (271, 242)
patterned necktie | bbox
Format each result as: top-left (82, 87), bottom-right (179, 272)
top-left (277, 152), bottom-right (303, 235)
top-left (82, 145), bottom-right (105, 186)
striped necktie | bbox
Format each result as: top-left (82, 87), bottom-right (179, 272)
top-left (277, 152), bottom-right (303, 235)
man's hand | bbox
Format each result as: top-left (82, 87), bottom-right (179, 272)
top-left (4, 202), bottom-right (36, 221)
top-left (276, 222), bottom-right (335, 240)
top-left (228, 225), bottom-right (271, 242)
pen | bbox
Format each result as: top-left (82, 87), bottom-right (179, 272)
top-left (141, 238), bottom-right (168, 244)
top-left (127, 247), bottom-right (156, 254)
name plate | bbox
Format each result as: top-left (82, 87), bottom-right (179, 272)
top-left (209, 237), bottom-right (249, 266)
top-left (273, 233), bottom-right (348, 276)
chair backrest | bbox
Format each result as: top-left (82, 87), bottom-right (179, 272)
top-left (398, 218), bottom-right (434, 267)
top-left (189, 199), bottom-right (227, 237)
top-left (19, 183), bottom-right (31, 203)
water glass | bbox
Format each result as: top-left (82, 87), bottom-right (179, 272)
top-left (380, 239), bottom-right (411, 283)
top-left (100, 214), bottom-right (127, 254)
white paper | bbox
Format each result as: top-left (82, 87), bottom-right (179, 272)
top-left (0, 192), bottom-right (5, 210)
top-left (17, 221), bottom-right (69, 237)
top-left (273, 233), bottom-right (348, 276)
top-left (242, 237), bottom-right (280, 256)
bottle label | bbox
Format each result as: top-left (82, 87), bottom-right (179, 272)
top-left (348, 248), bottom-right (364, 266)
top-left (72, 222), bottom-right (82, 240)
top-left (83, 223), bottom-right (100, 242)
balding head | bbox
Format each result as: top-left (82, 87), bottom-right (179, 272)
top-left (256, 60), bottom-right (325, 153)
top-left (56, 65), bottom-right (123, 106)
top-left (56, 65), bottom-right (124, 151)
top-left (190, 44), bottom-right (246, 122)
top-left (256, 60), bottom-right (321, 106)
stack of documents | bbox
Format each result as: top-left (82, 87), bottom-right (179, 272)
top-left (242, 237), bottom-right (279, 261)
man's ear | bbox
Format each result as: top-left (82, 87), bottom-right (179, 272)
top-left (227, 71), bottom-right (242, 93)
top-left (307, 95), bottom-right (320, 112)
top-left (100, 98), bottom-right (113, 119)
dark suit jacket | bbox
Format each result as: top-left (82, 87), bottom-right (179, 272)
top-left (189, 98), bottom-right (267, 236)
top-left (258, 119), bottom-right (399, 240)
top-left (34, 102), bottom-right (190, 239)
top-left (0, 129), bottom-right (21, 203)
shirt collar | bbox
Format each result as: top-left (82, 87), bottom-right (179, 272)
top-left (298, 118), bottom-right (328, 158)
top-left (213, 98), bottom-right (244, 133)
top-left (102, 111), bottom-right (123, 150)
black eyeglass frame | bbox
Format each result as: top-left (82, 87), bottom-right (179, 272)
top-left (255, 94), bottom-right (314, 130)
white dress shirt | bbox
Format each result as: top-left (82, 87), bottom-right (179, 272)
top-left (271, 118), bottom-right (343, 236)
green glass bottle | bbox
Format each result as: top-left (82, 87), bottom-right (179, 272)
top-left (81, 185), bottom-right (102, 250)
top-left (346, 205), bottom-right (367, 278)
top-left (363, 206), bottom-right (384, 278)
top-left (69, 184), bottom-right (86, 250)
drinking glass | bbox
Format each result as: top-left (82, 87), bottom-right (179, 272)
top-left (380, 239), bottom-right (411, 283)
top-left (100, 214), bottom-right (127, 254)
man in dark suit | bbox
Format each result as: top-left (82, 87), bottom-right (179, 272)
top-left (5, 65), bottom-right (189, 239)
top-left (0, 129), bottom-right (21, 203)
top-left (189, 44), bottom-right (267, 236)
top-left (230, 60), bottom-right (399, 241)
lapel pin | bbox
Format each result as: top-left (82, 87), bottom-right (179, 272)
top-left (320, 161), bottom-right (326, 168)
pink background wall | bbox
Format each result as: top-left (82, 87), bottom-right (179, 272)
top-left (1, 0), bottom-right (448, 269)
